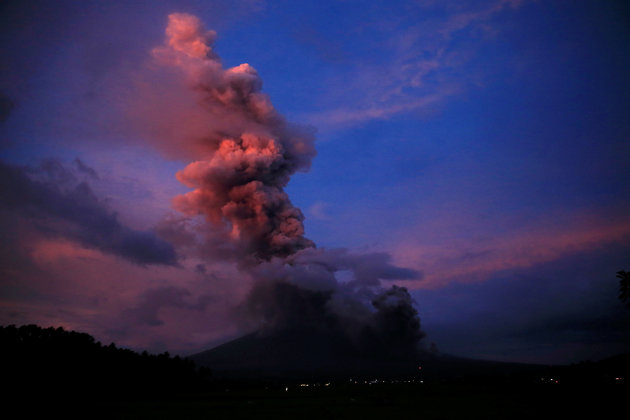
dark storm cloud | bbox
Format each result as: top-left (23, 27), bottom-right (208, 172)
top-left (0, 160), bottom-right (177, 266)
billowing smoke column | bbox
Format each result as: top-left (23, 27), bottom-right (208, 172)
top-left (154, 13), bottom-right (424, 355)
top-left (153, 13), bottom-right (315, 261)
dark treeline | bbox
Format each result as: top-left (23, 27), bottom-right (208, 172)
top-left (1, 324), bottom-right (210, 401)
top-left (2, 324), bottom-right (628, 419)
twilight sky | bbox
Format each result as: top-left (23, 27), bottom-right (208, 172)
top-left (1, 0), bottom-right (629, 365)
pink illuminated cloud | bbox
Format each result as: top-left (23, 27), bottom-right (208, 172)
top-left (392, 212), bottom-right (630, 289)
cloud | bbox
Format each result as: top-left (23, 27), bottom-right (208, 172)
top-left (300, 0), bottom-right (528, 128)
top-left (415, 237), bottom-right (630, 363)
top-left (0, 0), bottom-right (269, 155)
top-left (0, 159), bottom-right (177, 266)
top-left (392, 210), bottom-right (630, 289)
top-left (0, 238), bottom-right (246, 354)
top-left (123, 286), bottom-right (216, 326)
top-left (287, 247), bottom-right (422, 288)
top-left (72, 158), bottom-right (99, 180)
top-left (305, 89), bottom-right (457, 127)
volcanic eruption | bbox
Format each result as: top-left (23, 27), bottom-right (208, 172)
top-left (151, 13), bottom-right (425, 376)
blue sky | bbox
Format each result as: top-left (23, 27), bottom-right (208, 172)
top-left (1, 0), bottom-right (629, 364)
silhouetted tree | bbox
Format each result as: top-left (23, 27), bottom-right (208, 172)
top-left (618, 270), bottom-right (630, 308)
top-left (0, 324), bottom-right (211, 402)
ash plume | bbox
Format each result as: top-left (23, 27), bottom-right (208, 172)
top-left (152, 13), bottom-right (425, 353)
top-left (153, 13), bottom-right (315, 261)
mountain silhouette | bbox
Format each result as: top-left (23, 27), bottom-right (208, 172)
top-left (190, 327), bottom-right (539, 382)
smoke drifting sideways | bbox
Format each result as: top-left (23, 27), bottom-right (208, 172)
top-left (153, 13), bottom-right (425, 356)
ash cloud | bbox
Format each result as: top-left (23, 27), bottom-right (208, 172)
top-left (244, 278), bottom-right (424, 357)
top-left (243, 247), bottom-right (424, 355)
top-left (150, 13), bottom-right (316, 261)
top-left (0, 159), bottom-right (177, 266)
top-left (150, 13), bottom-right (425, 353)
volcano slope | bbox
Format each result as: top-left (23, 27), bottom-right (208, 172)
top-left (190, 327), bottom-right (542, 383)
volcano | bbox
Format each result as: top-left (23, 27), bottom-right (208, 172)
top-left (189, 327), bottom-right (539, 382)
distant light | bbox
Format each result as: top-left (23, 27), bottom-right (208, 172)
top-left (285, 387), bottom-right (288, 392)
top-left (418, 366), bottom-right (422, 370)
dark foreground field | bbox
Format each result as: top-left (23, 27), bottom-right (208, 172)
top-left (26, 381), bottom-right (622, 420)
top-left (4, 325), bottom-right (627, 419)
